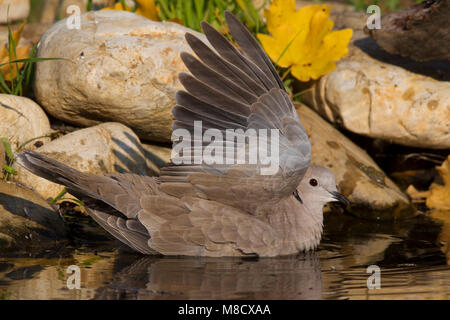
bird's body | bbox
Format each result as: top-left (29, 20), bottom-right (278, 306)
top-left (17, 12), bottom-right (348, 257)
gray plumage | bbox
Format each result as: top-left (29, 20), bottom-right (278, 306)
top-left (16, 12), bottom-right (348, 257)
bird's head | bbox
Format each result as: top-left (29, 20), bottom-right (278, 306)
top-left (294, 165), bottom-right (349, 209)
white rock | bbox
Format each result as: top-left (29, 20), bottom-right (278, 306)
top-left (302, 39), bottom-right (450, 149)
top-left (34, 10), bottom-right (205, 143)
top-left (0, 94), bottom-right (52, 151)
top-left (13, 122), bottom-right (150, 200)
top-left (0, 0), bottom-right (30, 24)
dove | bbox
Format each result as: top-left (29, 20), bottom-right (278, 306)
top-left (16, 11), bottom-right (348, 257)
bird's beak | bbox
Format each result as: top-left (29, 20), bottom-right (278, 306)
top-left (330, 191), bottom-right (350, 207)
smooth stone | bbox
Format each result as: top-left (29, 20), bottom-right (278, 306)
top-left (302, 39), bottom-right (450, 149)
top-left (296, 103), bottom-right (414, 220)
top-left (0, 94), bottom-right (52, 151)
top-left (0, 181), bottom-right (66, 252)
top-left (34, 10), bottom-right (205, 143)
top-left (0, 0), bottom-right (30, 24)
top-left (13, 122), bottom-right (150, 200)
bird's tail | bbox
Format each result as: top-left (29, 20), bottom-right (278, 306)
top-left (15, 151), bottom-right (100, 200)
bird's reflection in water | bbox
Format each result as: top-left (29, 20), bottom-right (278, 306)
top-left (94, 252), bottom-right (322, 300)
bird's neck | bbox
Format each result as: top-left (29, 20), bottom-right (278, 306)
top-left (267, 197), bottom-right (324, 255)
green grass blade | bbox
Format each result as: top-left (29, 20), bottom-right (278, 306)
top-left (2, 165), bottom-right (17, 175)
top-left (275, 28), bottom-right (302, 66)
top-left (0, 73), bottom-right (12, 94)
top-left (0, 138), bottom-right (14, 160)
top-left (0, 57), bottom-right (66, 68)
top-left (156, 0), bottom-right (171, 19)
top-left (48, 188), bottom-right (67, 205)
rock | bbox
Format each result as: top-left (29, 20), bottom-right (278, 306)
top-left (0, 0), bottom-right (30, 24)
top-left (0, 181), bottom-right (66, 252)
top-left (34, 10), bottom-right (205, 143)
top-left (13, 122), bottom-right (150, 200)
top-left (328, 10), bottom-right (366, 40)
top-left (0, 94), bottom-right (52, 151)
top-left (302, 39), bottom-right (450, 149)
top-left (296, 103), bottom-right (414, 220)
top-left (142, 143), bottom-right (171, 175)
top-left (365, 0), bottom-right (450, 62)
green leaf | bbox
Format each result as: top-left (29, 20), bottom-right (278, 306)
top-left (48, 188), bottom-right (68, 205)
top-left (0, 57), bottom-right (65, 68)
top-left (0, 138), bottom-right (14, 160)
top-left (2, 165), bottom-right (17, 175)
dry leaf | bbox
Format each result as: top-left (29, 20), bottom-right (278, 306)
top-left (257, 0), bottom-right (352, 82)
top-left (102, 0), bottom-right (160, 21)
top-left (0, 22), bottom-right (31, 81)
top-left (426, 156), bottom-right (450, 211)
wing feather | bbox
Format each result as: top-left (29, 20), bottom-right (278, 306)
top-left (160, 12), bottom-right (311, 214)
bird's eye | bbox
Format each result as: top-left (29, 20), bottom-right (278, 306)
top-left (309, 179), bottom-right (318, 187)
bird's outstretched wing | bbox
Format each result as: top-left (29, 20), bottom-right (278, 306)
top-left (160, 12), bottom-right (311, 214)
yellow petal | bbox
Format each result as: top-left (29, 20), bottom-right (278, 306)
top-left (0, 46), bottom-right (8, 61)
top-left (257, 33), bottom-right (292, 68)
top-left (135, 0), bottom-right (160, 21)
top-left (0, 22), bottom-right (31, 80)
top-left (1, 45), bottom-right (30, 80)
top-left (264, 0), bottom-right (296, 32)
top-left (318, 28), bottom-right (353, 61)
top-left (306, 6), bottom-right (332, 52)
top-left (102, 3), bottom-right (133, 12)
top-left (258, 2), bottom-right (353, 82)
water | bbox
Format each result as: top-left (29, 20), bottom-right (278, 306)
top-left (0, 211), bottom-right (449, 300)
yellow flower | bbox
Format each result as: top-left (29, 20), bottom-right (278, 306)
top-left (257, 0), bottom-right (352, 82)
top-left (426, 156), bottom-right (450, 211)
top-left (0, 23), bottom-right (31, 81)
top-left (135, 0), bottom-right (160, 20)
top-left (103, 0), bottom-right (160, 21)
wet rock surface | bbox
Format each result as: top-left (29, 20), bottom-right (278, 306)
top-left (0, 181), bottom-right (66, 252)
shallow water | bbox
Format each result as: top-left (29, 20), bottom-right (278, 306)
top-left (0, 211), bottom-right (449, 300)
